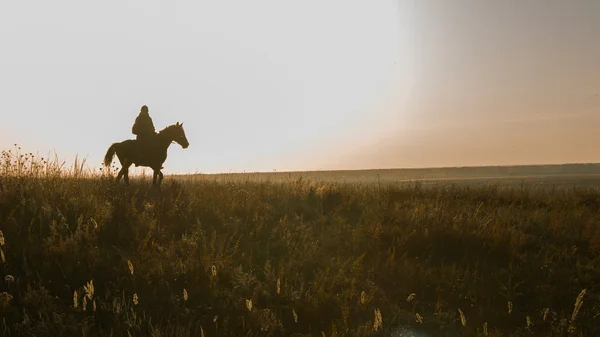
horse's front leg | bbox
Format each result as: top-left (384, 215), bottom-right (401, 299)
top-left (158, 170), bottom-right (164, 185)
top-left (123, 168), bottom-right (130, 186)
top-left (152, 170), bottom-right (158, 186)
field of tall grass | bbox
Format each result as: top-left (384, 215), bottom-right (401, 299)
top-left (1, 146), bottom-right (600, 336)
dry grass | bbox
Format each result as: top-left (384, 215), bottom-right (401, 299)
top-left (1, 145), bottom-right (600, 336)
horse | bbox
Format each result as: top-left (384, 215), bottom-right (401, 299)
top-left (103, 122), bottom-right (189, 186)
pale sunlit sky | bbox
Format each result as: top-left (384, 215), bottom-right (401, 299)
top-left (1, 1), bottom-right (599, 174)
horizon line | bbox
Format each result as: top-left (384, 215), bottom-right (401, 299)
top-left (173, 161), bottom-right (600, 176)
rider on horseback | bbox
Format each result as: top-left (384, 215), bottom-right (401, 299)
top-left (132, 105), bottom-right (157, 165)
top-left (132, 105), bottom-right (156, 141)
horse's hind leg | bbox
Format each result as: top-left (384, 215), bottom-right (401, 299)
top-left (116, 167), bottom-right (131, 185)
top-left (158, 170), bottom-right (164, 185)
top-left (113, 144), bottom-right (133, 186)
top-left (116, 168), bottom-right (125, 182)
top-left (117, 161), bottom-right (133, 186)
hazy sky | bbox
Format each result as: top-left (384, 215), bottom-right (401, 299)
top-left (1, 1), bottom-right (599, 174)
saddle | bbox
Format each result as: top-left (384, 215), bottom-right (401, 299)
top-left (134, 134), bottom-right (157, 167)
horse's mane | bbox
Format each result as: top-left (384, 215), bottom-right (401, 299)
top-left (157, 123), bottom-right (180, 135)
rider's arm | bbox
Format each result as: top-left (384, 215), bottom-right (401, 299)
top-left (132, 117), bottom-right (140, 135)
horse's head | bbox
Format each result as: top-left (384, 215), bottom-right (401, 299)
top-left (171, 122), bottom-right (189, 149)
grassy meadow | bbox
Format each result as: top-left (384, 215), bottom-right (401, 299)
top-left (1, 147), bottom-right (600, 336)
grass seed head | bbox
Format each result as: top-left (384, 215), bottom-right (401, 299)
top-left (84, 280), bottom-right (94, 300)
top-left (373, 308), bottom-right (382, 331)
top-left (571, 289), bottom-right (586, 322)
top-left (458, 308), bottom-right (466, 327)
top-left (0, 292), bottom-right (13, 304)
top-left (127, 260), bottom-right (134, 276)
top-left (276, 278), bottom-right (281, 295)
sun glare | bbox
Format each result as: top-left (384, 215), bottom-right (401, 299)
top-left (172, 0), bottom-right (416, 173)
top-left (0, 0), bottom-right (415, 173)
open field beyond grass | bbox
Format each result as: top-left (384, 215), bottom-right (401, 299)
top-left (1, 150), bottom-right (600, 336)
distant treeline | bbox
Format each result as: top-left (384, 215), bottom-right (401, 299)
top-left (183, 163), bottom-right (600, 182)
top-left (348, 163), bottom-right (600, 180)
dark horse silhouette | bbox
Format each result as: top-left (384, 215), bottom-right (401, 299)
top-left (103, 122), bottom-right (189, 186)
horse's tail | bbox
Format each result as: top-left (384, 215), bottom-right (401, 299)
top-left (104, 143), bottom-right (118, 167)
